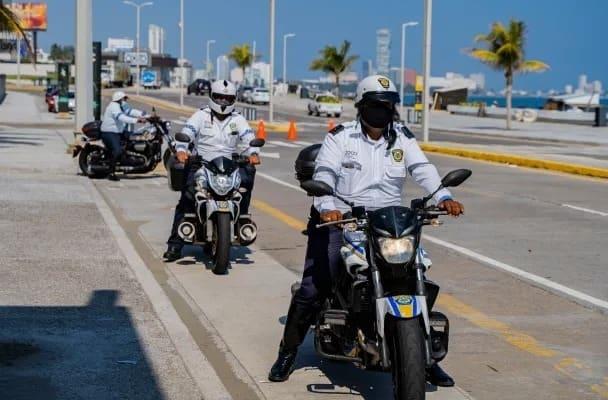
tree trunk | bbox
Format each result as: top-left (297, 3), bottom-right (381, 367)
top-left (505, 72), bottom-right (513, 130)
top-left (335, 74), bottom-right (340, 97)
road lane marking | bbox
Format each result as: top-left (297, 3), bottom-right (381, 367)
top-left (561, 203), bottom-right (608, 217)
top-left (257, 172), bottom-right (608, 312)
top-left (267, 140), bottom-right (301, 148)
top-left (293, 140), bottom-right (315, 146)
top-left (423, 234), bottom-right (608, 312)
top-left (259, 152), bottom-right (280, 159)
top-left (250, 192), bottom-right (608, 398)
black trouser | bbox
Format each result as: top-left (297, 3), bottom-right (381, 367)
top-left (281, 206), bottom-right (344, 352)
top-left (166, 162), bottom-right (256, 247)
top-left (100, 131), bottom-right (123, 175)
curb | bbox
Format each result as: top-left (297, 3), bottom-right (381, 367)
top-left (129, 94), bottom-right (291, 133)
top-left (419, 143), bottom-right (608, 179)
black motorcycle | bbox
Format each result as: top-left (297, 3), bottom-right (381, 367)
top-left (299, 168), bottom-right (471, 400)
top-left (73, 113), bottom-right (174, 179)
top-left (169, 135), bottom-right (265, 275)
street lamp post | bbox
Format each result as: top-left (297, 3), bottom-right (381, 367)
top-left (400, 21), bottom-right (418, 120)
top-left (179, 0), bottom-right (184, 106)
top-left (124, 1), bottom-right (153, 97)
top-left (75, 0), bottom-right (93, 133)
top-left (250, 40), bottom-right (256, 85)
top-left (282, 33), bottom-right (295, 85)
top-left (269, 0), bottom-right (275, 123)
top-left (422, 0), bottom-right (432, 142)
top-left (206, 39), bottom-right (216, 79)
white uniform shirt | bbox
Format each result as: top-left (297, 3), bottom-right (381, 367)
top-left (175, 107), bottom-right (258, 161)
top-left (100, 101), bottom-right (145, 133)
top-left (313, 120), bottom-right (452, 214)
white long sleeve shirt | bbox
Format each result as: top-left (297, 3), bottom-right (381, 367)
top-left (175, 107), bottom-right (258, 161)
top-left (313, 120), bottom-right (452, 214)
top-left (100, 101), bottom-right (145, 133)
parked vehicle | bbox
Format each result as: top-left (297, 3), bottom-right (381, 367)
top-left (247, 87), bottom-right (270, 105)
top-left (308, 93), bottom-right (343, 117)
top-left (298, 168), bottom-right (472, 400)
top-left (187, 79), bottom-right (211, 96)
top-left (142, 69), bottom-right (162, 90)
top-left (73, 112), bottom-right (173, 178)
top-left (45, 85), bottom-right (58, 113)
top-left (50, 91), bottom-right (75, 113)
top-left (237, 85), bottom-right (253, 102)
top-left (169, 135), bottom-right (265, 275)
top-left (101, 61), bottom-right (130, 88)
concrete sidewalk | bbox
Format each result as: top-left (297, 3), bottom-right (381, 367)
top-left (0, 90), bottom-right (74, 127)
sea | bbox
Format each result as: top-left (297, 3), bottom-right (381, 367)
top-left (401, 93), bottom-right (608, 108)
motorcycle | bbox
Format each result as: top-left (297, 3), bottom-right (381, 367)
top-left (172, 134), bottom-right (265, 275)
top-left (299, 168), bottom-right (471, 400)
top-left (73, 111), bottom-right (174, 179)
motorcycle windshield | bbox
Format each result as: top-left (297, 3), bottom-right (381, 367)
top-left (368, 206), bottom-right (417, 238)
top-left (207, 156), bottom-right (238, 175)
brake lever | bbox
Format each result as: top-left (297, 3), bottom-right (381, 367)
top-left (315, 217), bottom-right (357, 229)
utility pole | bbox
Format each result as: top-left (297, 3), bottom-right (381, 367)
top-left (282, 33), bottom-right (295, 85)
top-left (269, 0), bottom-right (275, 122)
top-left (123, 1), bottom-right (153, 97)
top-left (422, 0), bottom-right (432, 142)
top-left (250, 40), bottom-right (256, 84)
top-left (206, 39), bottom-right (215, 79)
top-left (75, 0), bottom-right (93, 133)
top-left (179, 0), bottom-right (184, 106)
top-left (400, 22), bottom-right (418, 119)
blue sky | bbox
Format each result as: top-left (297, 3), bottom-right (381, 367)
top-left (37, 0), bottom-right (606, 91)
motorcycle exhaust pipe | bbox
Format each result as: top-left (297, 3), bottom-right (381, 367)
top-left (237, 219), bottom-right (257, 246)
top-left (177, 221), bottom-right (196, 243)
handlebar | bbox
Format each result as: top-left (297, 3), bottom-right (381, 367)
top-left (315, 217), bottom-right (358, 229)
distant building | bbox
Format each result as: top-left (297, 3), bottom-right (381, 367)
top-left (319, 71), bottom-right (358, 84)
top-left (216, 55), bottom-right (230, 81)
top-left (429, 72), bottom-right (478, 91)
top-left (171, 58), bottom-right (192, 87)
top-left (106, 37), bottom-right (134, 52)
top-left (469, 73), bottom-right (485, 91)
top-left (389, 67), bottom-right (417, 89)
top-left (564, 84), bottom-right (573, 94)
top-left (376, 29), bottom-right (391, 76)
top-left (577, 74), bottom-right (588, 94)
top-left (148, 24), bottom-right (165, 55)
top-left (361, 59), bottom-right (374, 78)
top-left (592, 80), bottom-right (602, 93)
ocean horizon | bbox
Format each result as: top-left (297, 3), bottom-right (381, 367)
top-left (401, 93), bottom-right (608, 108)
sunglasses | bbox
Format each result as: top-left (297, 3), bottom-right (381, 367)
top-left (212, 93), bottom-right (236, 106)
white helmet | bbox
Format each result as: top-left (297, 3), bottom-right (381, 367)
top-left (112, 91), bottom-right (128, 102)
top-left (209, 80), bottom-right (237, 115)
top-left (354, 75), bottom-right (399, 107)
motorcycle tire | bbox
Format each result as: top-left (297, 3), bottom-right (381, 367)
top-left (389, 316), bottom-right (426, 400)
top-left (78, 145), bottom-right (109, 179)
top-left (162, 148), bottom-right (172, 169)
top-left (211, 213), bottom-right (231, 275)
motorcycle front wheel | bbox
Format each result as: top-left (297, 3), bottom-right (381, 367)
top-left (78, 145), bottom-right (109, 179)
top-left (389, 316), bottom-right (426, 400)
top-left (211, 213), bottom-right (231, 275)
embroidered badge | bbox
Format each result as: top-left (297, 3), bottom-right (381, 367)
top-left (391, 148), bottom-right (404, 163)
top-left (378, 77), bottom-right (390, 89)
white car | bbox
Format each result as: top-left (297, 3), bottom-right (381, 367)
top-left (307, 93), bottom-right (342, 117)
top-left (51, 91), bottom-right (75, 113)
top-left (247, 88), bottom-right (270, 105)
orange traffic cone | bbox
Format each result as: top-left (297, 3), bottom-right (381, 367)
top-left (287, 120), bottom-right (298, 141)
top-left (328, 119), bottom-right (335, 131)
top-left (256, 120), bottom-right (266, 139)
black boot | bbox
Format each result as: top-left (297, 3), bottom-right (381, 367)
top-left (163, 244), bottom-right (183, 262)
top-left (268, 301), bottom-right (316, 382)
top-left (426, 363), bottom-right (455, 387)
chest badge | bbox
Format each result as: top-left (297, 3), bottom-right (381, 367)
top-left (391, 149), bottom-right (404, 163)
top-left (229, 122), bottom-right (238, 135)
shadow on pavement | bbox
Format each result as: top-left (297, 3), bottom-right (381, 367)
top-left (0, 290), bottom-right (165, 400)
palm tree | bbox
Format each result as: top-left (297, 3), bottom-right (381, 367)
top-left (0, 2), bottom-right (31, 51)
top-left (228, 44), bottom-right (253, 84)
top-left (468, 19), bottom-right (549, 129)
top-left (310, 40), bottom-right (358, 96)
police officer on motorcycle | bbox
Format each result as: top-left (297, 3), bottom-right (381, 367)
top-left (163, 79), bottom-right (260, 262)
top-left (100, 91), bottom-right (148, 181)
top-left (268, 75), bottom-right (464, 386)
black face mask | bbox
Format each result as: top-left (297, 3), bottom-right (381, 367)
top-left (360, 103), bottom-right (394, 129)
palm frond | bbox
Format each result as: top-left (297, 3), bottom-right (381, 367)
top-left (517, 59), bottom-right (550, 73)
top-left (0, 5), bottom-right (33, 57)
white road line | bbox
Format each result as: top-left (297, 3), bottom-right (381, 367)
top-left (561, 203), bottom-right (608, 217)
top-left (423, 234), bottom-right (608, 312)
top-left (261, 142), bottom-right (277, 148)
top-left (259, 152), bottom-right (280, 159)
top-left (267, 140), bottom-right (301, 148)
top-left (293, 140), bottom-right (315, 146)
top-left (171, 119), bottom-right (186, 125)
top-left (257, 173), bottom-right (608, 312)
top-left (257, 172), bottom-right (305, 193)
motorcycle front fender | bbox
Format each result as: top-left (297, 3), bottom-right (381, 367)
top-left (72, 144), bottom-right (83, 158)
top-left (376, 295), bottom-right (430, 339)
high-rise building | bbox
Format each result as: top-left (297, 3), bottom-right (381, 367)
top-left (216, 55), bottom-right (230, 81)
top-left (564, 84), bottom-right (573, 94)
top-left (376, 29), bottom-right (391, 76)
top-left (592, 80), bottom-right (602, 93)
top-left (578, 74), bottom-right (587, 93)
top-left (148, 24), bottom-right (165, 55)
top-left (469, 73), bottom-right (485, 91)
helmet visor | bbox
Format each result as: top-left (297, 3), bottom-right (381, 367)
top-left (211, 93), bottom-right (236, 106)
top-left (360, 91), bottom-right (400, 106)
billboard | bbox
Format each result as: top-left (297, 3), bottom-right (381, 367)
top-left (6, 3), bottom-right (48, 31)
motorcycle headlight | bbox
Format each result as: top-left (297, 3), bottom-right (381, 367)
top-left (377, 236), bottom-right (415, 264)
top-left (208, 173), bottom-right (234, 195)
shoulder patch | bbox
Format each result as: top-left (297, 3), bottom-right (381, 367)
top-left (329, 124), bottom-right (345, 135)
top-left (400, 125), bottom-right (415, 139)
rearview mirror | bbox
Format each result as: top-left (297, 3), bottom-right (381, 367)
top-left (249, 138), bottom-right (265, 148)
top-left (441, 169), bottom-right (472, 188)
top-left (300, 180), bottom-right (334, 197)
top-left (175, 132), bottom-right (191, 143)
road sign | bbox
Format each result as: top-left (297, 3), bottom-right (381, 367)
top-left (124, 51), bottom-right (149, 66)
top-left (141, 70), bottom-right (156, 85)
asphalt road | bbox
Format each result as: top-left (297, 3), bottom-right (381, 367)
top-left (94, 92), bottom-right (608, 399)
